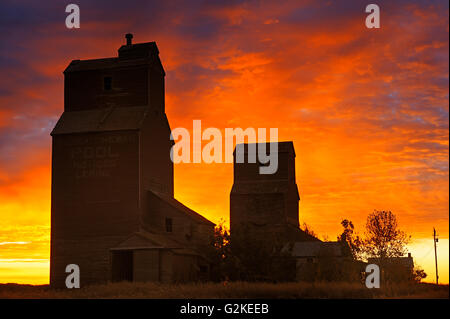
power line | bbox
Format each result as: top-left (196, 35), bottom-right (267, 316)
top-left (414, 245), bottom-right (434, 264)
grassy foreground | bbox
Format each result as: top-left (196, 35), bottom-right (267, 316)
top-left (0, 281), bottom-right (448, 299)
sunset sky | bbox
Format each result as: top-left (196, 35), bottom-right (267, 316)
top-left (0, 0), bottom-right (448, 285)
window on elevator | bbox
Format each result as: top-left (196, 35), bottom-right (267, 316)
top-left (165, 217), bottom-right (173, 233)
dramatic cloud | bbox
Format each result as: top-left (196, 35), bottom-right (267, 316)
top-left (0, 0), bottom-right (448, 284)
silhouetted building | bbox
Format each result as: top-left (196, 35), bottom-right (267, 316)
top-left (368, 253), bottom-right (415, 282)
top-left (229, 142), bottom-right (322, 281)
top-left (230, 142), bottom-right (317, 243)
top-left (50, 35), bottom-right (214, 287)
top-left (290, 241), bottom-right (360, 281)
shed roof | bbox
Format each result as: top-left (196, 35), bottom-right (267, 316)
top-left (368, 256), bottom-right (414, 269)
top-left (148, 190), bottom-right (215, 226)
top-left (291, 241), bottom-right (343, 257)
top-left (111, 231), bottom-right (201, 257)
top-left (113, 230), bottom-right (182, 250)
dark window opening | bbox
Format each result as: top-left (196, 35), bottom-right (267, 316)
top-left (111, 250), bottom-right (133, 282)
top-left (165, 218), bottom-right (173, 232)
top-left (104, 77), bottom-right (112, 91)
top-left (199, 265), bottom-right (208, 273)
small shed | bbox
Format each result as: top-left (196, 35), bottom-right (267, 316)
top-left (367, 253), bottom-right (415, 282)
top-left (110, 231), bottom-right (209, 283)
top-left (291, 241), bottom-right (344, 263)
top-left (290, 241), bottom-right (352, 281)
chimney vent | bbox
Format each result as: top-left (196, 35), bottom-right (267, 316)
top-left (125, 33), bottom-right (133, 46)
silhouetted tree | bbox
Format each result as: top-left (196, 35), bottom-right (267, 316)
top-left (363, 210), bottom-right (410, 259)
top-left (412, 266), bottom-right (427, 283)
top-left (228, 225), bottom-right (295, 282)
top-left (301, 222), bottom-right (317, 238)
top-left (207, 219), bottom-right (233, 281)
top-left (337, 219), bottom-right (363, 260)
top-left (208, 221), bottom-right (295, 282)
top-left (362, 210), bottom-right (414, 283)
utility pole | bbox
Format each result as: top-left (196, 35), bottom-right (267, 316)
top-left (433, 228), bottom-right (439, 285)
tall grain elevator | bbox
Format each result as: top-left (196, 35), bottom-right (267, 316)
top-left (50, 35), bottom-right (214, 287)
top-left (230, 142), bottom-right (317, 243)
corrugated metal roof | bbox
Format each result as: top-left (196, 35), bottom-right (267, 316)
top-left (51, 106), bottom-right (150, 135)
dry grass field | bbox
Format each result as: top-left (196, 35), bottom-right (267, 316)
top-left (0, 281), bottom-right (448, 299)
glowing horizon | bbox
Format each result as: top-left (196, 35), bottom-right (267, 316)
top-left (0, 0), bottom-right (448, 285)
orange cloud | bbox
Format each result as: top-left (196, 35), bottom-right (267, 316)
top-left (0, 0), bottom-right (448, 284)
